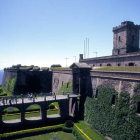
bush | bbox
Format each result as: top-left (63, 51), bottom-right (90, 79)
top-left (72, 127), bottom-right (87, 140)
top-left (65, 120), bottom-right (74, 128)
top-left (51, 64), bottom-right (62, 68)
top-left (49, 104), bottom-right (55, 109)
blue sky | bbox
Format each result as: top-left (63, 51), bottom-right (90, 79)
top-left (0, 0), bottom-right (140, 69)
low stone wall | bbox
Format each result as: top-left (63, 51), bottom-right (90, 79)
top-left (52, 69), bottom-right (73, 94)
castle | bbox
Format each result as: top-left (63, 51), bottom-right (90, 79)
top-left (79, 21), bottom-right (140, 67)
top-left (1, 21), bottom-right (140, 140)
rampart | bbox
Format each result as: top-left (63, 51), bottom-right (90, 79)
top-left (2, 66), bottom-right (52, 94)
top-left (90, 70), bottom-right (140, 98)
top-left (52, 69), bottom-right (73, 94)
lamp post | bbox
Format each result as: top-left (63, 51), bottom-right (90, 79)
top-left (93, 52), bottom-right (97, 57)
top-left (65, 58), bottom-right (69, 67)
top-left (73, 56), bottom-right (76, 62)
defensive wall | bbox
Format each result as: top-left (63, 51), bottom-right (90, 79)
top-left (52, 69), bottom-right (73, 94)
top-left (2, 66), bottom-right (52, 95)
top-left (90, 70), bottom-right (140, 97)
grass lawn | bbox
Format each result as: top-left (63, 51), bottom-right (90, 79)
top-left (2, 110), bottom-right (59, 121)
top-left (16, 131), bottom-right (77, 140)
top-left (92, 66), bottom-right (140, 72)
top-left (76, 121), bottom-right (106, 140)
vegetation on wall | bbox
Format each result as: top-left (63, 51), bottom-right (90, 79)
top-left (84, 86), bottom-right (140, 140)
top-left (4, 75), bottom-right (17, 94)
top-left (51, 64), bottom-right (62, 68)
top-left (57, 81), bottom-right (72, 95)
top-left (93, 66), bottom-right (140, 72)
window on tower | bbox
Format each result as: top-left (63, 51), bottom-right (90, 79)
top-left (119, 36), bottom-right (121, 41)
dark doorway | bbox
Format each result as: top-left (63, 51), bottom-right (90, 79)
top-left (137, 102), bottom-right (140, 114)
top-left (107, 64), bottom-right (112, 66)
top-left (95, 89), bottom-right (98, 98)
top-left (117, 63), bottom-right (121, 66)
top-left (128, 63), bottom-right (134, 66)
top-left (112, 95), bottom-right (115, 105)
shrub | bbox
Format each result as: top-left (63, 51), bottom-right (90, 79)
top-left (49, 104), bottom-right (55, 109)
top-left (72, 127), bottom-right (87, 140)
top-left (65, 120), bottom-right (74, 128)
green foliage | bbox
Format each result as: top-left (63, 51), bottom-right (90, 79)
top-left (134, 84), bottom-right (140, 93)
top-left (72, 127), bottom-right (87, 140)
top-left (0, 125), bottom-right (75, 140)
top-left (49, 104), bottom-right (55, 109)
top-left (4, 74), bottom-right (17, 93)
top-left (84, 86), bottom-right (140, 140)
top-left (94, 66), bottom-right (140, 72)
top-left (0, 86), bottom-right (12, 97)
top-left (57, 81), bottom-right (72, 95)
top-left (65, 120), bottom-right (74, 128)
top-left (51, 64), bottom-right (62, 68)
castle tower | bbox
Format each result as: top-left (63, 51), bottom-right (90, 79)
top-left (112, 21), bottom-right (140, 55)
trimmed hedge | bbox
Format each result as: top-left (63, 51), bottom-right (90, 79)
top-left (65, 120), bottom-right (74, 127)
top-left (49, 104), bottom-right (55, 109)
top-left (0, 125), bottom-right (87, 140)
top-left (72, 127), bottom-right (87, 140)
top-left (84, 86), bottom-right (140, 140)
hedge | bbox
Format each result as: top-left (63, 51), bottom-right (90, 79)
top-left (84, 86), bottom-right (140, 140)
top-left (0, 124), bottom-right (87, 140)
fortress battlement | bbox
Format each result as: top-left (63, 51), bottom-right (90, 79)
top-left (4, 65), bottom-right (49, 72)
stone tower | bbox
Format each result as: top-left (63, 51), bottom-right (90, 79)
top-left (112, 21), bottom-right (140, 55)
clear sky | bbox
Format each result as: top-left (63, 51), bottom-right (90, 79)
top-left (0, 0), bottom-right (140, 69)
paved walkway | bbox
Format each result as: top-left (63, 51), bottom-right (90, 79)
top-left (0, 94), bottom-right (78, 106)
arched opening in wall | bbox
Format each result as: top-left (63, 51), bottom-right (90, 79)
top-left (93, 64), bottom-right (95, 67)
top-left (25, 104), bottom-right (41, 120)
top-left (95, 89), bottom-right (98, 98)
top-left (128, 63), bottom-right (134, 66)
top-left (137, 102), bottom-right (140, 114)
top-left (107, 64), bottom-right (112, 66)
top-left (47, 102), bottom-right (60, 118)
top-left (2, 107), bottom-right (21, 123)
top-left (100, 64), bottom-right (102, 67)
top-left (112, 95), bottom-right (116, 106)
top-left (117, 63), bottom-right (121, 66)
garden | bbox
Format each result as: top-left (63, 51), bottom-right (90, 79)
top-left (0, 120), bottom-right (105, 140)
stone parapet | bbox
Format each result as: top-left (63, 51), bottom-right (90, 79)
top-left (52, 69), bottom-right (72, 75)
top-left (90, 70), bottom-right (140, 81)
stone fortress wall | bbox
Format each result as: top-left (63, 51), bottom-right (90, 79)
top-left (90, 70), bottom-right (140, 97)
top-left (2, 65), bottom-right (52, 95)
top-left (52, 69), bottom-right (73, 94)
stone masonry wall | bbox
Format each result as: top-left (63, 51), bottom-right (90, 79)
top-left (2, 70), bottom-right (17, 90)
top-left (52, 69), bottom-right (72, 94)
top-left (90, 70), bottom-right (140, 98)
top-left (2, 69), bottom-right (52, 94)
